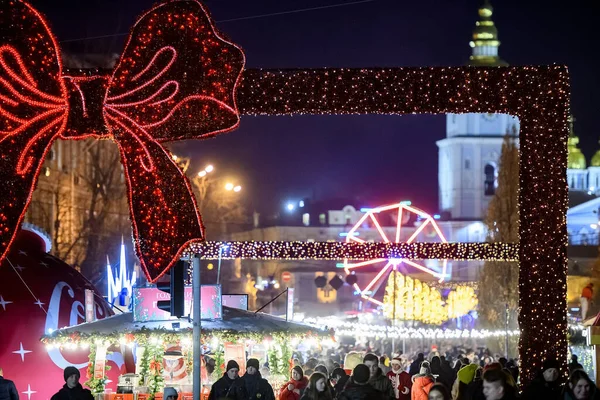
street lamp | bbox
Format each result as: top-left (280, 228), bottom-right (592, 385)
top-left (225, 182), bottom-right (234, 191)
top-left (286, 203), bottom-right (295, 211)
top-left (197, 165), bottom-right (214, 178)
top-left (233, 185), bottom-right (242, 192)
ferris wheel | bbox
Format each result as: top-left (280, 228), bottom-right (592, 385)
top-left (343, 202), bottom-right (448, 306)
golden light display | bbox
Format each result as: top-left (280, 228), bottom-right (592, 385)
top-left (382, 272), bottom-right (478, 325)
top-left (447, 286), bottom-right (478, 319)
top-left (382, 271), bottom-right (447, 325)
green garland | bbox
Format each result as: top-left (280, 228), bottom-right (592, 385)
top-left (84, 345), bottom-right (111, 394)
top-left (41, 327), bottom-right (330, 348)
top-left (147, 346), bottom-right (164, 400)
top-left (138, 346), bottom-right (152, 389)
top-left (210, 346), bottom-right (225, 381)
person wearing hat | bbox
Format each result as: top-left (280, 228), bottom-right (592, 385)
top-left (208, 360), bottom-right (246, 400)
top-left (520, 359), bottom-right (562, 400)
top-left (50, 366), bottom-right (93, 400)
top-left (0, 367), bottom-right (19, 400)
top-left (279, 366), bottom-right (308, 400)
top-left (241, 358), bottom-right (275, 400)
top-left (337, 364), bottom-right (385, 400)
top-left (410, 361), bottom-right (434, 400)
top-left (163, 387), bottom-right (179, 400)
top-left (386, 357), bottom-right (411, 400)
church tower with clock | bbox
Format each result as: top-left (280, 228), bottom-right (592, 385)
top-left (437, 0), bottom-right (520, 220)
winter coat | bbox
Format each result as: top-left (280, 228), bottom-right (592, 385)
top-left (410, 376), bottom-right (433, 400)
top-left (0, 377), bottom-right (19, 400)
top-left (369, 368), bottom-right (395, 400)
top-left (465, 379), bottom-right (485, 400)
top-left (386, 370), bottom-right (411, 400)
top-left (408, 358), bottom-right (424, 377)
top-left (333, 375), bottom-right (350, 399)
top-left (521, 375), bottom-right (561, 400)
top-left (337, 381), bottom-right (386, 400)
top-left (208, 374), bottom-right (246, 400)
top-left (50, 384), bottom-right (94, 400)
top-left (279, 377), bottom-right (309, 400)
top-left (241, 371), bottom-right (275, 400)
top-left (299, 390), bottom-right (333, 400)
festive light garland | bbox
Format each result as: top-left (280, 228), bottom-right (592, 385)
top-left (300, 317), bottom-right (584, 341)
top-left (185, 241), bottom-right (518, 261)
top-left (40, 328), bottom-right (330, 349)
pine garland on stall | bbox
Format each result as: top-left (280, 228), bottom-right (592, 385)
top-left (84, 345), bottom-right (111, 394)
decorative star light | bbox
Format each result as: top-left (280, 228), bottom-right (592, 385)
top-left (22, 385), bottom-right (36, 400)
top-left (34, 299), bottom-right (44, 309)
top-left (0, 295), bottom-right (12, 311)
top-left (12, 342), bottom-right (32, 362)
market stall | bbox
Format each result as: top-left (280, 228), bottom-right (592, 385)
top-left (42, 305), bottom-right (331, 400)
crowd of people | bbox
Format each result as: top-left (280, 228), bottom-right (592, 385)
top-left (199, 351), bottom-right (600, 400)
top-left (1, 352), bottom-right (598, 400)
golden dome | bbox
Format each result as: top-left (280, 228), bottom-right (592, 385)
top-left (568, 116), bottom-right (586, 169)
top-left (591, 149), bottom-right (600, 167)
top-left (468, 1), bottom-right (508, 67)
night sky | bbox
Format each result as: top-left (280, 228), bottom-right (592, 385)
top-left (29, 0), bottom-right (600, 215)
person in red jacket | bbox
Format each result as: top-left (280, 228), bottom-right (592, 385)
top-left (387, 358), bottom-right (411, 400)
top-left (280, 366), bottom-right (309, 400)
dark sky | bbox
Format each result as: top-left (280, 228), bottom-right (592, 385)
top-left (29, 0), bottom-right (600, 215)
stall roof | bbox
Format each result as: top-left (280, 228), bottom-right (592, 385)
top-left (50, 306), bottom-right (327, 336)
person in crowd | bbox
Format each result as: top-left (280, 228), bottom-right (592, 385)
top-left (208, 360), bottom-right (246, 400)
top-left (569, 355), bottom-right (584, 375)
top-left (521, 359), bottom-right (561, 400)
top-left (313, 365), bottom-right (335, 398)
top-left (380, 356), bottom-right (391, 375)
top-left (0, 368), bottom-right (19, 400)
top-left (430, 357), bottom-right (451, 390)
top-left (411, 361), bottom-right (434, 400)
top-left (304, 358), bottom-right (319, 377)
top-left (562, 369), bottom-right (600, 400)
top-left (498, 358), bottom-right (507, 368)
top-left (364, 353), bottom-right (395, 399)
top-left (163, 387), bottom-right (178, 400)
top-left (338, 364), bottom-right (385, 400)
top-left (451, 363), bottom-right (478, 400)
top-left (581, 283), bottom-right (594, 320)
top-left (300, 372), bottom-right (333, 400)
top-left (51, 366), bottom-right (94, 400)
top-left (280, 366), bottom-right (309, 400)
top-left (504, 359), bottom-right (519, 383)
top-left (387, 357), bottom-right (411, 400)
top-left (427, 384), bottom-right (451, 400)
top-left (468, 363), bottom-right (505, 400)
top-left (439, 356), bottom-right (456, 388)
top-left (331, 368), bottom-right (349, 399)
top-left (241, 358), bottom-right (275, 400)
top-left (409, 354), bottom-right (425, 377)
top-left (481, 368), bottom-right (516, 400)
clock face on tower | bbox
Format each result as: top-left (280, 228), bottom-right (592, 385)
top-left (482, 113), bottom-right (498, 122)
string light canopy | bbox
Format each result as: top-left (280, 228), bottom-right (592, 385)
top-left (0, 0), bottom-right (569, 386)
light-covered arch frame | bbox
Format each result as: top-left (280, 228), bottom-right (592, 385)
top-left (188, 65), bottom-right (570, 385)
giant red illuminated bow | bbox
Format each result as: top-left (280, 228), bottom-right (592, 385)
top-left (0, 0), bottom-right (245, 282)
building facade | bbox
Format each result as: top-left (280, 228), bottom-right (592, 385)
top-left (437, 1), bottom-right (520, 220)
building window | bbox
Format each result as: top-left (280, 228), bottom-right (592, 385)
top-left (464, 159), bottom-right (471, 170)
top-left (74, 175), bottom-right (80, 185)
top-left (319, 213), bottom-right (326, 225)
top-left (484, 164), bottom-right (496, 196)
top-left (48, 150), bottom-right (55, 161)
top-left (302, 213), bottom-right (310, 226)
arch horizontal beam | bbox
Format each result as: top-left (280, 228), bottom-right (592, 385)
top-left (185, 241), bottom-right (518, 261)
